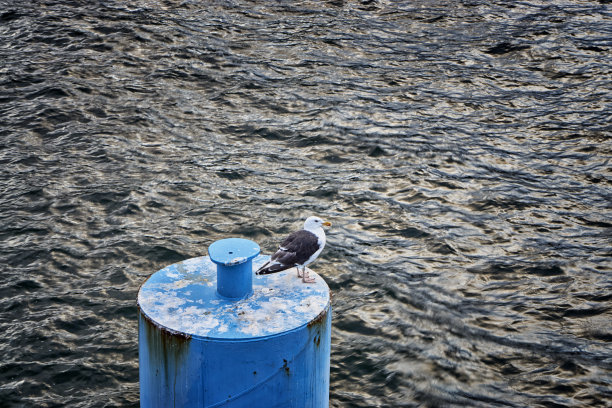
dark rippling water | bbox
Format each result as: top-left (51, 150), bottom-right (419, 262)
top-left (1, 0), bottom-right (611, 407)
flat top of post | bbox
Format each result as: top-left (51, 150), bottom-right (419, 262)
top-left (208, 238), bottom-right (260, 266)
top-left (137, 255), bottom-right (330, 340)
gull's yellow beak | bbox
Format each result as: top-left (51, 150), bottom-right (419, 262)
top-left (322, 221), bottom-right (332, 227)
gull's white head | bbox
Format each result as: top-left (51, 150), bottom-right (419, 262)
top-left (304, 216), bottom-right (332, 231)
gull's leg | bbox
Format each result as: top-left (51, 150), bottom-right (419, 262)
top-left (302, 268), bottom-right (315, 283)
top-left (297, 266), bottom-right (303, 278)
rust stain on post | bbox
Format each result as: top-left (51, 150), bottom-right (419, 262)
top-left (139, 308), bottom-right (192, 393)
top-left (313, 333), bottom-right (321, 347)
top-left (140, 309), bottom-right (192, 342)
top-left (308, 303), bottom-right (330, 350)
top-left (307, 303), bottom-right (329, 328)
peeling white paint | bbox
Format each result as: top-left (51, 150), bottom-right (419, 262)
top-left (138, 255), bottom-right (330, 339)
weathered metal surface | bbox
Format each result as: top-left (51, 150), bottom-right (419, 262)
top-left (138, 251), bottom-right (331, 407)
top-left (138, 255), bottom-right (329, 339)
top-left (139, 309), bottom-right (192, 407)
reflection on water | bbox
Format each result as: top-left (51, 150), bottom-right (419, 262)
top-left (0, 0), bottom-right (610, 406)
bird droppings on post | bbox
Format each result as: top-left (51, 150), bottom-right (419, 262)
top-left (227, 256), bottom-right (247, 265)
top-left (138, 255), bottom-right (329, 339)
top-left (139, 308), bottom-right (192, 342)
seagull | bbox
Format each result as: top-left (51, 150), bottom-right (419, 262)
top-left (256, 216), bottom-right (331, 283)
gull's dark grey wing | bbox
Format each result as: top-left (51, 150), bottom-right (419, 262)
top-left (256, 230), bottom-right (319, 275)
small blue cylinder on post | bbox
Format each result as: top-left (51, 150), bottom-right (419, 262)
top-left (138, 238), bottom-right (331, 407)
top-left (209, 238), bottom-right (257, 299)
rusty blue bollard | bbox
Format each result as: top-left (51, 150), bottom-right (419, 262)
top-left (138, 238), bottom-right (331, 407)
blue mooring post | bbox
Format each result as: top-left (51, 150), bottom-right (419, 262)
top-left (138, 238), bottom-right (331, 407)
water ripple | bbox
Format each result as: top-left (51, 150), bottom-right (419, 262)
top-left (1, 0), bottom-right (611, 407)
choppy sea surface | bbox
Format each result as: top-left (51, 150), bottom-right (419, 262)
top-left (1, 1), bottom-right (611, 407)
